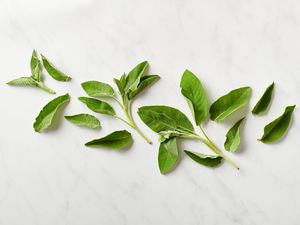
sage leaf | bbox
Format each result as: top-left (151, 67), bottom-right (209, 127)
top-left (210, 87), bottom-right (251, 122)
top-left (65, 114), bottom-right (100, 129)
top-left (33, 93), bottom-right (70, 132)
top-left (85, 130), bottom-right (132, 149)
top-left (78, 97), bottom-right (115, 115)
top-left (30, 50), bottom-right (42, 81)
top-left (184, 151), bottom-right (222, 167)
top-left (259, 105), bottom-right (296, 143)
top-left (113, 73), bottom-right (127, 97)
top-left (81, 81), bottom-right (115, 98)
top-left (224, 117), bottom-right (245, 152)
top-left (180, 70), bottom-right (209, 125)
top-left (125, 61), bottom-right (148, 93)
top-left (138, 105), bottom-right (194, 133)
top-left (7, 77), bottom-right (37, 86)
top-left (128, 75), bottom-right (160, 99)
top-left (158, 137), bottom-right (178, 174)
top-left (41, 54), bottom-right (71, 81)
top-left (252, 82), bottom-right (274, 115)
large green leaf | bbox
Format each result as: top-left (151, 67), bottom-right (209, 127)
top-left (81, 81), bottom-right (115, 98)
top-left (209, 87), bottom-right (251, 122)
top-left (41, 54), bottom-right (71, 81)
top-left (78, 97), bottom-right (115, 115)
top-left (138, 105), bottom-right (194, 133)
top-left (128, 75), bottom-right (160, 99)
top-left (125, 61), bottom-right (148, 93)
top-left (33, 93), bottom-right (70, 132)
top-left (252, 82), bottom-right (274, 115)
top-left (85, 130), bottom-right (132, 149)
top-left (180, 70), bottom-right (209, 125)
top-left (259, 105), bottom-right (296, 143)
top-left (158, 137), bottom-right (179, 174)
top-left (65, 114), bottom-right (100, 129)
top-left (224, 117), bottom-right (245, 152)
top-left (184, 151), bottom-right (222, 167)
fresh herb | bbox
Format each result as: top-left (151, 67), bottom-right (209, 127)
top-left (259, 105), bottom-right (296, 143)
top-left (81, 61), bottom-right (160, 144)
top-left (184, 151), bottom-right (222, 167)
top-left (7, 50), bottom-right (56, 94)
top-left (65, 114), bottom-right (100, 129)
top-left (85, 130), bottom-right (132, 149)
top-left (252, 82), bottom-right (274, 115)
top-left (41, 54), bottom-right (71, 81)
top-left (210, 87), bottom-right (251, 122)
top-left (158, 137), bottom-right (178, 174)
top-left (33, 93), bottom-right (70, 132)
top-left (224, 117), bottom-right (245, 152)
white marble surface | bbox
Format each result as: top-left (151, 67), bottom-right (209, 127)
top-left (1, 0), bottom-right (300, 224)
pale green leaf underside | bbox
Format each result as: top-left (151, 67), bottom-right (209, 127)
top-left (158, 137), bottom-right (178, 174)
top-left (81, 81), bottom-right (114, 98)
top-left (30, 50), bottom-right (42, 81)
top-left (184, 151), bottom-right (222, 167)
top-left (7, 77), bottom-right (37, 86)
top-left (78, 97), bottom-right (115, 115)
top-left (65, 114), bottom-right (100, 129)
top-left (41, 54), bottom-right (71, 81)
top-left (33, 93), bottom-right (70, 132)
top-left (224, 117), bottom-right (245, 152)
top-left (252, 82), bottom-right (274, 115)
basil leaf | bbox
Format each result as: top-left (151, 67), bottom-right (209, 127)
top-left (113, 73), bottom-right (127, 96)
top-left (30, 50), bottom-right (42, 81)
top-left (210, 87), bottom-right (251, 122)
top-left (259, 105), bottom-right (296, 143)
top-left (85, 130), bottom-right (132, 149)
top-left (138, 105), bottom-right (194, 133)
top-left (81, 81), bottom-right (115, 98)
top-left (184, 151), bottom-right (222, 167)
top-left (125, 61), bottom-right (148, 93)
top-left (252, 82), bottom-right (274, 115)
top-left (224, 117), bottom-right (245, 152)
top-left (158, 137), bottom-right (178, 174)
top-left (65, 114), bottom-right (100, 129)
top-left (41, 54), bottom-right (71, 81)
top-left (7, 77), bottom-right (37, 86)
top-left (180, 70), bottom-right (209, 125)
top-left (78, 97), bottom-right (115, 115)
top-left (33, 93), bottom-right (70, 132)
top-left (128, 75), bottom-right (160, 99)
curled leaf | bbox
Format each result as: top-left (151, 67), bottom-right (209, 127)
top-left (78, 97), bottom-right (115, 115)
top-left (252, 82), bottom-right (274, 115)
top-left (224, 117), bottom-right (245, 152)
top-left (128, 75), bottom-right (160, 99)
top-left (65, 114), bottom-right (100, 129)
top-left (158, 137), bottom-right (178, 174)
top-left (259, 105), bottom-right (296, 143)
top-left (85, 130), bottom-right (132, 149)
top-left (33, 93), bottom-right (70, 132)
top-left (81, 81), bottom-right (114, 98)
top-left (184, 151), bottom-right (222, 167)
top-left (41, 54), bottom-right (71, 81)
top-left (113, 73), bottom-right (127, 97)
top-left (210, 87), bottom-right (251, 122)
top-left (7, 77), bottom-right (37, 86)
top-left (125, 61), bottom-right (148, 93)
top-left (30, 50), bottom-right (42, 81)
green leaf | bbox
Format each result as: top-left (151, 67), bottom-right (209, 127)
top-left (65, 114), bottom-right (100, 129)
top-left (128, 75), bottom-right (160, 99)
top-left (158, 137), bottom-right (179, 174)
top-left (184, 151), bottom-right (222, 167)
top-left (180, 70), bottom-right (209, 125)
top-left (259, 105), bottom-right (296, 143)
top-left (41, 54), bottom-right (71, 81)
top-left (30, 50), bottom-right (42, 81)
top-left (33, 93), bottom-right (70, 132)
top-left (210, 87), bottom-right (251, 122)
top-left (78, 97), bottom-right (115, 115)
top-left (114, 73), bottom-right (127, 96)
top-left (7, 77), bottom-right (37, 86)
top-left (81, 81), bottom-right (115, 98)
top-left (138, 105), bottom-right (194, 133)
top-left (252, 82), bottom-right (274, 115)
top-left (85, 130), bottom-right (132, 149)
top-left (224, 117), bottom-right (245, 152)
top-left (158, 130), bottom-right (183, 142)
top-left (125, 61), bottom-right (148, 93)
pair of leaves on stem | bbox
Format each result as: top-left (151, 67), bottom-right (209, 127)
top-left (7, 50), bottom-right (71, 94)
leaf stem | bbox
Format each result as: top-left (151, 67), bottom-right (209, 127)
top-left (37, 82), bottom-right (56, 94)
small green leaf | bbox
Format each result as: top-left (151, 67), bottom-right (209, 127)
top-left (30, 50), bottom-right (42, 81)
top-left (7, 77), bottom-right (37, 86)
top-left (65, 114), bottom-right (100, 129)
top-left (252, 82), bottom-right (274, 115)
top-left (184, 151), bottom-right (222, 167)
top-left (125, 61), bottom-right (148, 93)
top-left (180, 70), bottom-right (209, 125)
top-left (78, 97), bottom-right (115, 115)
top-left (33, 93), bottom-right (70, 132)
top-left (224, 117), bottom-right (245, 152)
top-left (210, 87), bottom-right (251, 122)
top-left (41, 54), bottom-right (71, 81)
top-left (85, 130), bottom-right (132, 149)
top-left (128, 75), bottom-right (160, 99)
top-left (158, 130), bottom-right (183, 142)
top-left (81, 81), bottom-right (115, 98)
top-left (259, 105), bottom-right (296, 143)
top-left (158, 137), bottom-right (178, 174)
top-left (138, 105), bottom-right (194, 133)
top-left (114, 73), bottom-right (127, 96)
